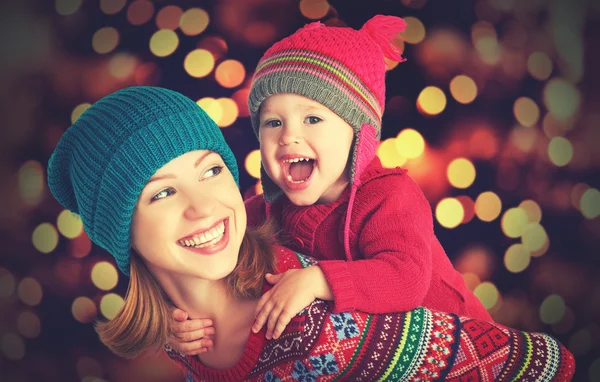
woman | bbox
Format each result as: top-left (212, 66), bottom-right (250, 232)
top-left (47, 86), bottom-right (575, 381)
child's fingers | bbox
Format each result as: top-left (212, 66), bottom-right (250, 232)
top-left (168, 337), bottom-right (213, 355)
top-left (173, 318), bottom-right (213, 334)
top-left (170, 307), bottom-right (189, 322)
top-left (265, 304), bottom-right (284, 340)
top-left (272, 311), bottom-right (293, 340)
top-left (173, 326), bottom-right (216, 342)
top-left (253, 298), bottom-right (274, 333)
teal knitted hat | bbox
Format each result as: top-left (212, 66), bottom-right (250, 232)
top-left (47, 86), bottom-right (239, 275)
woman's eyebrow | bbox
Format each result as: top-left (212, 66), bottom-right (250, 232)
top-left (194, 151), bottom-right (218, 168)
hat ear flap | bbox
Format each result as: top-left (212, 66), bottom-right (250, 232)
top-left (350, 123), bottom-right (378, 186)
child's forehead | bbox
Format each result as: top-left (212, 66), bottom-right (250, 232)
top-left (260, 94), bottom-right (326, 113)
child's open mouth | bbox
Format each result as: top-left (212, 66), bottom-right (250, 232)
top-left (281, 157), bottom-right (315, 189)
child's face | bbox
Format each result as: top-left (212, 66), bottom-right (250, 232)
top-left (258, 93), bottom-right (354, 206)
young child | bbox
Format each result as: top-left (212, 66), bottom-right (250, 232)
top-left (169, 15), bottom-right (493, 353)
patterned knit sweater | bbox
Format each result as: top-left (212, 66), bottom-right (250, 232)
top-left (166, 247), bottom-right (575, 381)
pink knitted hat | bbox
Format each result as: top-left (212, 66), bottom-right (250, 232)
top-left (249, 15), bottom-right (406, 203)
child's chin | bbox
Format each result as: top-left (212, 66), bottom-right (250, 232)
top-left (285, 192), bottom-right (319, 206)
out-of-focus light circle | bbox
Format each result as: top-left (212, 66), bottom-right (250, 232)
top-left (519, 200), bottom-right (542, 223)
top-left (245, 150), bottom-right (261, 179)
top-left (18, 277), bottom-right (42, 307)
top-left (180, 8), bottom-right (209, 36)
top-left (156, 5), bottom-right (183, 30)
top-left (19, 160), bottom-right (44, 206)
top-left (521, 223), bottom-right (548, 252)
top-left (504, 243), bottom-right (530, 273)
top-left (539, 294), bottom-right (565, 324)
top-left (513, 97), bottom-right (540, 127)
top-left (255, 180), bottom-right (263, 195)
top-left (501, 207), bottom-right (528, 238)
top-left (571, 183), bottom-right (589, 211)
top-left (569, 329), bottom-right (592, 356)
top-left (447, 158), bottom-right (476, 189)
top-left (91, 262), bottom-right (119, 291)
top-left (401, 17), bottom-right (426, 44)
top-left (0, 268), bottom-right (16, 299)
top-left (543, 78), bottom-right (580, 121)
top-left (92, 27), bottom-right (119, 54)
top-left (552, 307), bottom-right (575, 334)
top-left (527, 52), bottom-right (552, 80)
top-left (100, 0), bottom-right (126, 15)
top-left (70, 232), bottom-right (92, 258)
top-left (57, 210), bottom-right (83, 239)
top-left (196, 98), bottom-right (223, 125)
top-left (183, 49), bottom-right (214, 78)
top-left (377, 138), bottom-right (407, 168)
top-left (77, 356), bottom-right (103, 379)
top-left (589, 358), bottom-right (600, 382)
top-left (474, 281), bottom-right (499, 310)
top-left (581, 188), bottom-right (600, 219)
top-left (548, 136), bottom-right (573, 167)
top-left (56, 0), bottom-right (82, 16)
top-left (417, 86), bottom-right (446, 116)
top-left (215, 60), bottom-right (246, 88)
top-left (108, 53), bottom-right (136, 79)
top-left (530, 236), bottom-right (550, 258)
top-left (299, 0), bottom-right (330, 20)
top-left (216, 98), bottom-right (238, 127)
top-left (149, 29), bottom-right (179, 57)
top-left (72, 296), bottom-right (98, 323)
top-left (127, 1), bottom-right (154, 26)
top-left (462, 272), bottom-right (480, 291)
top-left (32, 223), bottom-right (59, 254)
top-left (232, 88), bottom-right (250, 117)
top-left (396, 128), bottom-right (425, 159)
top-left (475, 191), bottom-right (502, 222)
top-left (449, 75), bottom-right (477, 104)
top-left (475, 36), bottom-right (500, 64)
top-left (71, 103), bottom-right (91, 123)
top-left (1, 333), bottom-right (25, 361)
top-left (17, 311), bottom-right (41, 339)
top-left (510, 125), bottom-right (537, 152)
top-left (456, 196), bottom-right (476, 224)
top-left (435, 198), bottom-right (464, 229)
top-left (100, 293), bottom-right (124, 320)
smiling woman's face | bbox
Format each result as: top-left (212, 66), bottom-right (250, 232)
top-left (130, 150), bottom-right (247, 282)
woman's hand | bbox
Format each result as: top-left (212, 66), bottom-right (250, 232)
top-left (252, 266), bottom-right (333, 340)
top-left (167, 308), bottom-right (215, 355)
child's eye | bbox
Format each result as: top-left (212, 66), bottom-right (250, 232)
top-left (151, 187), bottom-right (176, 202)
top-left (201, 165), bottom-right (224, 179)
top-left (304, 116), bottom-right (322, 124)
top-left (262, 119), bottom-right (282, 128)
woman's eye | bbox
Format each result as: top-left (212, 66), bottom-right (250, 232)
top-left (151, 187), bottom-right (175, 202)
top-left (202, 165), bottom-right (223, 179)
top-left (304, 116), bottom-right (322, 124)
top-left (263, 119), bottom-right (282, 128)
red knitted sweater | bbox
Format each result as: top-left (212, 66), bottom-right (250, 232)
top-left (246, 157), bottom-right (491, 321)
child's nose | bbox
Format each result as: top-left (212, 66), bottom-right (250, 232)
top-left (279, 124), bottom-right (302, 146)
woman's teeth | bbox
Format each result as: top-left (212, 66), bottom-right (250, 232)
top-left (179, 221), bottom-right (225, 248)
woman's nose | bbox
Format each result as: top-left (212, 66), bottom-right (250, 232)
top-left (183, 191), bottom-right (216, 220)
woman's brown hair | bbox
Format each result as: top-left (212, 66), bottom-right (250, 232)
top-left (96, 219), bottom-right (279, 359)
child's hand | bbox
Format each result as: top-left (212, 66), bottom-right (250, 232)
top-left (167, 308), bottom-right (215, 356)
top-left (252, 266), bottom-right (333, 340)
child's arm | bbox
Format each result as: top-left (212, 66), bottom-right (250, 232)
top-left (319, 173), bottom-right (435, 313)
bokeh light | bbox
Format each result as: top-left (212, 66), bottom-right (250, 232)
top-left (70, 231), bottom-right (92, 258)
top-left (127, 0), bottom-right (154, 26)
top-left (72, 296), bottom-right (98, 323)
top-left (108, 53), bottom-right (137, 79)
top-left (540, 294), bottom-right (566, 324)
top-left (32, 223), bottom-right (59, 254)
top-left (156, 5), bottom-right (183, 30)
top-left (2, 333), bottom-right (25, 361)
top-left (543, 78), bottom-right (580, 122)
top-left (449, 75), bottom-right (477, 104)
top-left (184, 49), bottom-right (214, 78)
top-left (435, 198), bottom-right (464, 229)
top-left (100, 0), bottom-right (126, 15)
top-left (100, 293), bottom-right (124, 320)
top-left (245, 150), bottom-right (262, 179)
top-left (519, 200), bottom-right (542, 223)
top-left (0, 268), bottom-right (16, 299)
top-left (180, 8), bottom-right (209, 36)
top-left (92, 27), bottom-right (119, 54)
top-left (17, 311), bottom-right (41, 339)
top-left (569, 328), bottom-right (592, 357)
top-left (149, 29), bottom-right (179, 57)
top-left (417, 86), bottom-right (446, 116)
top-left (232, 88), bottom-right (250, 117)
top-left (299, 0), bottom-right (330, 20)
top-left (56, 0), bottom-right (82, 16)
top-left (472, 21), bottom-right (500, 64)
top-left (377, 138), bottom-right (407, 168)
top-left (462, 272), bottom-right (480, 291)
top-left (456, 196), bottom-right (476, 224)
top-left (571, 183), bottom-right (589, 211)
top-left (447, 158), bottom-right (476, 189)
top-left (504, 243), bottom-right (530, 273)
top-left (513, 97), bottom-right (540, 127)
top-left (580, 188), bottom-right (600, 219)
top-left (401, 17), bottom-right (426, 44)
top-left (91, 262), bottom-right (119, 291)
top-left (19, 160), bottom-right (45, 207)
top-left (71, 103), bottom-right (91, 123)
top-left (216, 98), bottom-right (238, 127)
top-left (57, 210), bottom-right (83, 239)
top-left (510, 125), bottom-right (537, 152)
top-left (501, 207), bottom-right (528, 238)
top-left (215, 60), bottom-right (246, 88)
top-left (548, 136), bottom-right (573, 167)
top-left (396, 128), bottom-right (425, 159)
top-left (474, 281), bottom-right (499, 310)
top-left (527, 52), bottom-right (553, 81)
top-left (521, 223), bottom-right (548, 252)
top-left (475, 191), bottom-right (502, 222)
top-left (18, 277), bottom-right (42, 307)
top-left (196, 97), bottom-right (223, 125)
